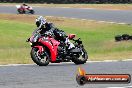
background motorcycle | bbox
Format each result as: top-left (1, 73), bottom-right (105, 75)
top-left (16, 5), bottom-right (35, 14)
top-left (27, 29), bottom-right (88, 66)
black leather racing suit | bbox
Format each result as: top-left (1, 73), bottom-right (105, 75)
top-left (39, 22), bottom-right (67, 42)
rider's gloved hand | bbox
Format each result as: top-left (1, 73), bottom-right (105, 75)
top-left (26, 38), bottom-right (30, 42)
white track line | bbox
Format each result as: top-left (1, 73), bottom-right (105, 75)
top-left (46, 16), bottom-right (129, 25)
top-left (107, 87), bottom-right (125, 88)
top-left (1, 5), bottom-right (123, 11)
top-left (0, 64), bottom-right (34, 67)
top-left (117, 23), bottom-right (127, 25)
top-left (107, 86), bottom-right (132, 88)
top-left (104, 60), bottom-right (118, 62)
top-left (31, 6), bottom-right (123, 11)
top-left (123, 59), bottom-right (132, 61)
top-left (0, 59), bottom-right (132, 67)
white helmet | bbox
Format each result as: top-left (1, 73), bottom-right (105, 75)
top-left (36, 16), bottom-right (46, 28)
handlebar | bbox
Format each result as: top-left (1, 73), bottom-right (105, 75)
top-left (73, 38), bottom-right (82, 44)
top-left (26, 38), bottom-right (30, 42)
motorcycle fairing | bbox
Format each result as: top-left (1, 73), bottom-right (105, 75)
top-left (39, 37), bottom-right (60, 62)
top-left (34, 46), bottom-right (44, 54)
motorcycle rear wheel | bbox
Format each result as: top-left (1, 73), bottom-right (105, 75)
top-left (73, 48), bottom-right (88, 65)
top-left (31, 47), bottom-right (50, 66)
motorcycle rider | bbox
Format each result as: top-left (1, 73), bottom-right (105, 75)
top-left (21, 4), bottom-right (30, 11)
top-left (35, 16), bottom-right (75, 49)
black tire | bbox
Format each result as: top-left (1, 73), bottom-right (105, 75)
top-left (76, 75), bottom-right (87, 86)
top-left (73, 48), bottom-right (88, 65)
top-left (30, 47), bottom-right (50, 66)
top-left (122, 34), bottom-right (130, 40)
top-left (129, 36), bottom-right (132, 40)
top-left (30, 10), bottom-right (35, 14)
top-left (17, 9), bottom-right (24, 14)
top-left (115, 35), bottom-right (122, 42)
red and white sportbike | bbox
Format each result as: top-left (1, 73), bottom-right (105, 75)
top-left (16, 5), bottom-right (35, 14)
top-left (27, 29), bottom-right (88, 66)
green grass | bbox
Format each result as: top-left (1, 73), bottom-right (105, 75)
top-left (60, 24), bottom-right (132, 54)
top-left (0, 17), bottom-right (132, 64)
top-left (0, 20), bottom-right (35, 64)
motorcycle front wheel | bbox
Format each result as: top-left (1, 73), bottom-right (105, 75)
top-left (73, 48), bottom-right (88, 65)
top-left (30, 47), bottom-right (50, 66)
top-left (17, 9), bottom-right (24, 14)
top-left (30, 10), bottom-right (35, 14)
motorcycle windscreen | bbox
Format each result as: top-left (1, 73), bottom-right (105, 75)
top-left (16, 5), bottom-right (21, 8)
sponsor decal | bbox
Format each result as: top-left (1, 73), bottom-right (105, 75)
top-left (76, 67), bottom-right (131, 85)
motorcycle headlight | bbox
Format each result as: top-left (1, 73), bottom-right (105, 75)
top-left (29, 42), bottom-right (32, 45)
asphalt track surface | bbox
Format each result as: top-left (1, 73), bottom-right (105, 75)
top-left (0, 5), bottom-right (132, 88)
top-left (0, 61), bottom-right (132, 88)
top-left (0, 6), bottom-right (132, 24)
